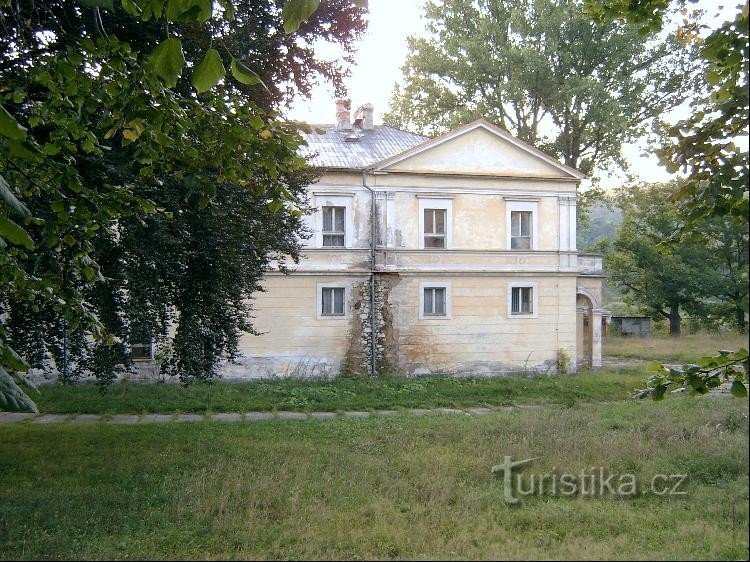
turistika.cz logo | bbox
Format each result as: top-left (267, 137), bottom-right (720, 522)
top-left (491, 456), bottom-right (687, 504)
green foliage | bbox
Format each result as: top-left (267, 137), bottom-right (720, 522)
top-left (557, 348), bottom-right (571, 374)
top-left (585, 0), bottom-right (749, 226)
top-left (605, 181), bottom-right (749, 334)
top-left (0, 0), bottom-right (366, 409)
top-left (384, 0), bottom-right (696, 175)
top-left (635, 348), bottom-right (749, 400)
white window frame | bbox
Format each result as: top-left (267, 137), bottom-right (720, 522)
top-left (507, 281), bottom-right (538, 319)
top-left (314, 193), bottom-right (354, 248)
top-left (316, 282), bottom-right (349, 320)
top-left (506, 200), bottom-right (538, 250)
top-left (419, 281), bottom-right (452, 320)
top-left (321, 205), bottom-right (346, 247)
top-left (418, 197), bottom-right (452, 250)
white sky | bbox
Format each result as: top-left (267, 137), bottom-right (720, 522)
top-left (286, 0), bottom-right (739, 189)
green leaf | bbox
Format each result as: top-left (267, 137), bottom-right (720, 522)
top-left (730, 380), bottom-right (747, 398)
top-left (0, 174), bottom-right (30, 217)
top-left (230, 58), bottom-right (269, 91)
top-left (166, 0), bottom-right (212, 21)
top-left (192, 48), bottom-right (226, 93)
top-left (8, 139), bottom-right (41, 160)
top-left (79, 0), bottom-right (115, 9)
top-left (0, 345), bottom-right (29, 372)
top-left (218, 0), bottom-right (235, 20)
top-left (0, 215), bottom-right (34, 249)
top-left (0, 366), bottom-right (38, 413)
top-left (146, 37), bottom-right (185, 88)
top-left (0, 103), bottom-right (27, 140)
top-left (281, 0), bottom-right (320, 34)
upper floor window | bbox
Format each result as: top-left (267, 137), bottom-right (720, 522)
top-left (418, 196), bottom-right (453, 249)
top-left (510, 210), bottom-right (532, 249)
top-left (505, 199), bottom-right (538, 250)
top-left (424, 208), bottom-right (446, 248)
top-left (322, 206), bottom-right (345, 247)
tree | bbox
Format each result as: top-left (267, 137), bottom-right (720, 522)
top-left (0, 0), bottom-right (366, 410)
top-left (383, 0), bottom-right (696, 176)
top-left (605, 182), bottom-right (723, 336)
top-left (585, 0), bottom-right (749, 224)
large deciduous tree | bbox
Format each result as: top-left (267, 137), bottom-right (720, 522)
top-left (605, 182), bottom-right (748, 336)
top-left (0, 0), bottom-right (366, 410)
top-left (384, 0), bottom-right (695, 176)
top-left (585, 0), bottom-right (749, 224)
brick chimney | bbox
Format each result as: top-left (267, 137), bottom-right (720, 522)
top-left (353, 103), bottom-right (374, 130)
top-left (335, 98), bottom-right (352, 130)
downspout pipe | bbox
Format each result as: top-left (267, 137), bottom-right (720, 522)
top-left (362, 169), bottom-right (377, 376)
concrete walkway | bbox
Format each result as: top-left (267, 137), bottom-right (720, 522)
top-left (0, 406), bottom-right (522, 425)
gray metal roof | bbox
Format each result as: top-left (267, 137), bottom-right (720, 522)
top-left (300, 125), bottom-right (428, 170)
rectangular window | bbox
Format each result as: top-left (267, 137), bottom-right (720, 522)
top-left (423, 287), bottom-right (447, 316)
top-left (322, 206), bottom-right (345, 247)
top-left (129, 341), bottom-right (153, 360)
top-left (424, 208), bottom-right (446, 248)
top-left (321, 287), bottom-right (345, 316)
top-left (511, 210), bottom-right (532, 249)
top-left (511, 286), bottom-right (533, 314)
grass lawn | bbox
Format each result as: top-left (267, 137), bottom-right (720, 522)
top-left (604, 332), bottom-right (749, 363)
top-left (1, 397), bottom-right (747, 560)
top-left (32, 368), bottom-right (648, 415)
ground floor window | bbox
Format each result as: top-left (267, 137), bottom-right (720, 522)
top-left (321, 287), bottom-right (345, 316)
top-left (419, 281), bottom-right (451, 319)
top-left (508, 281), bottom-right (538, 318)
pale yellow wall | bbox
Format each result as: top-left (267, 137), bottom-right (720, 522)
top-left (389, 275), bottom-right (577, 374)
top-left (227, 274), bottom-right (362, 378)
top-left (382, 127), bottom-right (572, 178)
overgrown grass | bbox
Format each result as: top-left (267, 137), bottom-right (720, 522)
top-left (1, 397), bottom-right (747, 560)
top-left (32, 368), bottom-right (647, 415)
top-left (604, 332), bottom-right (749, 363)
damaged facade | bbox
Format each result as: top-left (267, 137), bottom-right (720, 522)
top-left (224, 100), bottom-right (608, 378)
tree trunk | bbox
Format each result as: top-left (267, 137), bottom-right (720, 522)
top-left (736, 304), bottom-right (747, 334)
top-left (668, 306), bottom-right (681, 337)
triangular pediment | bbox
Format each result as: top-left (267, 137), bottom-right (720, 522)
top-left (372, 120), bottom-right (584, 179)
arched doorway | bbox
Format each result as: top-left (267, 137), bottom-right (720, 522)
top-left (576, 293), bottom-right (593, 368)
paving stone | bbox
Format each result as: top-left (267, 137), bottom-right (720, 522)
top-left (310, 412), bottom-right (337, 420)
top-left (175, 414), bottom-right (204, 423)
top-left (0, 412), bottom-right (36, 423)
top-left (107, 414), bottom-right (140, 425)
top-left (467, 407), bottom-right (493, 416)
top-left (32, 414), bottom-right (70, 424)
top-left (276, 411), bottom-right (308, 420)
top-left (245, 412), bottom-right (274, 421)
top-left (211, 413), bottom-right (242, 422)
top-left (73, 414), bottom-right (102, 424)
top-left (409, 408), bottom-right (432, 416)
top-left (437, 408), bottom-right (468, 416)
top-left (344, 411), bottom-right (370, 418)
top-left (140, 414), bottom-right (174, 423)
top-left (375, 409), bottom-right (399, 416)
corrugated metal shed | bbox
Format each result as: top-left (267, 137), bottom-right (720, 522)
top-left (300, 125), bottom-right (428, 170)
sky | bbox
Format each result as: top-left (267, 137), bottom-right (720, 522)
top-left (286, 0), bottom-right (739, 189)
